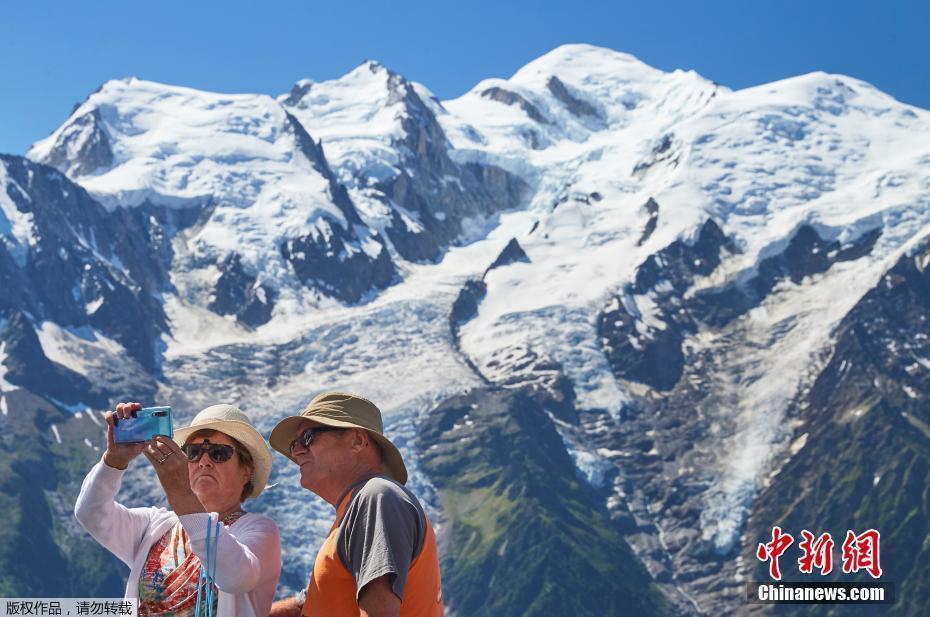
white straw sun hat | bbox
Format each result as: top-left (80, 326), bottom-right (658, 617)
top-left (173, 404), bottom-right (273, 499)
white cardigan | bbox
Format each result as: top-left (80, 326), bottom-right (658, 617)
top-left (74, 458), bottom-right (282, 617)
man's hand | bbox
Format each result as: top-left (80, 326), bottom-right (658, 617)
top-left (269, 596), bottom-right (303, 617)
top-left (102, 402), bottom-right (145, 470)
top-left (359, 574), bottom-right (401, 617)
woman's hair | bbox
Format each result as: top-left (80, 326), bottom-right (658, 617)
top-left (185, 429), bottom-right (255, 502)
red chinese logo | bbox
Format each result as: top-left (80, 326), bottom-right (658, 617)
top-left (756, 527), bottom-right (881, 580)
top-left (841, 529), bottom-right (883, 579)
top-left (797, 530), bottom-right (834, 575)
top-left (756, 526), bottom-right (794, 581)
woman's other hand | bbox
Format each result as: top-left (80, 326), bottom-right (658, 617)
top-left (144, 436), bottom-right (204, 516)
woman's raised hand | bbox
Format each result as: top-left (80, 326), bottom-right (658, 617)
top-left (102, 402), bottom-right (146, 470)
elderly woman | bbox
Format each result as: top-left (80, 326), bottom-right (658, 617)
top-left (75, 402), bottom-right (281, 617)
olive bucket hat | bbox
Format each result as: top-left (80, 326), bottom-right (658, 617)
top-left (173, 404), bottom-right (273, 499)
top-left (269, 392), bottom-right (408, 485)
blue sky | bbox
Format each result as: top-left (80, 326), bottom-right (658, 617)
top-left (2, 0), bottom-right (927, 155)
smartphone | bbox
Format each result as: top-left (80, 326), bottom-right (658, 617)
top-left (113, 406), bottom-right (174, 443)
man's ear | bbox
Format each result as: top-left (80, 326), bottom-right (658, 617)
top-left (351, 428), bottom-right (370, 451)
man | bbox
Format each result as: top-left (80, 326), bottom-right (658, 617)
top-left (268, 392), bottom-right (444, 617)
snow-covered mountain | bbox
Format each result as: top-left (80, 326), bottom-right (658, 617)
top-left (279, 60), bottom-right (526, 263)
top-left (3, 43), bottom-right (930, 615)
top-left (28, 78), bottom-right (402, 326)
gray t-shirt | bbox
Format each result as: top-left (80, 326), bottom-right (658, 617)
top-left (335, 476), bottom-right (427, 600)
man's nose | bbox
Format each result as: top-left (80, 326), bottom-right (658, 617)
top-left (291, 437), bottom-right (309, 456)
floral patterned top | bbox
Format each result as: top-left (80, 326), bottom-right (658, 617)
top-left (137, 511), bottom-right (245, 616)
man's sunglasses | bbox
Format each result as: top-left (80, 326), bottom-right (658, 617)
top-left (289, 427), bottom-right (347, 454)
top-left (181, 441), bottom-right (237, 463)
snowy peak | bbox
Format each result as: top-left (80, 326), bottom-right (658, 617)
top-left (28, 77), bottom-right (333, 209)
top-left (673, 69), bottom-right (930, 252)
top-left (508, 43), bottom-right (718, 118)
top-left (281, 59), bottom-right (403, 117)
top-left (443, 44), bottom-right (720, 154)
top-left (509, 43), bottom-right (664, 87)
top-left (26, 77), bottom-right (401, 325)
top-left (278, 60), bottom-right (441, 167)
top-left (728, 70), bottom-right (924, 119)
top-left (281, 61), bottom-right (526, 264)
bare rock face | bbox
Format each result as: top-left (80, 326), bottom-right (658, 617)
top-left (599, 219), bottom-right (735, 392)
top-left (633, 133), bottom-right (680, 178)
top-left (208, 253), bottom-right (276, 327)
top-left (39, 109), bottom-right (114, 177)
top-left (0, 311), bottom-right (109, 407)
top-left (546, 76), bottom-right (602, 121)
top-left (450, 279), bottom-right (486, 334)
top-left (280, 80), bottom-right (313, 107)
top-left (689, 225), bottom-right (881, 328)
top-left (480, 86), bottom-right (550, 124)
top-left (281, 224), bottom-right (396, 304)
top-left (1, 155), bottom-right (168, 372)
top-left (637, 197), bottom-right (660, 246)
top-left (276, 111), bottom-right (401, 306)
top-left (485, 237), bottom-right (529, 274)
top-left (600, 221), bottom-right (881, 393)
top-left (380, 76), bottom-right (528, 262)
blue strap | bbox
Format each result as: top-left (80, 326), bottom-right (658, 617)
top-left (195, 515), bottom-right (210, 616)
top-left (206, 517), bottom-right (221, 612)
top-left (195, 514), bottom-right (221, 617)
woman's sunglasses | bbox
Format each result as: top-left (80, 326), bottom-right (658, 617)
top-left (181, 440), bottom-right (237, 463)
top-left (288, 427), bottom-right (347, 454)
